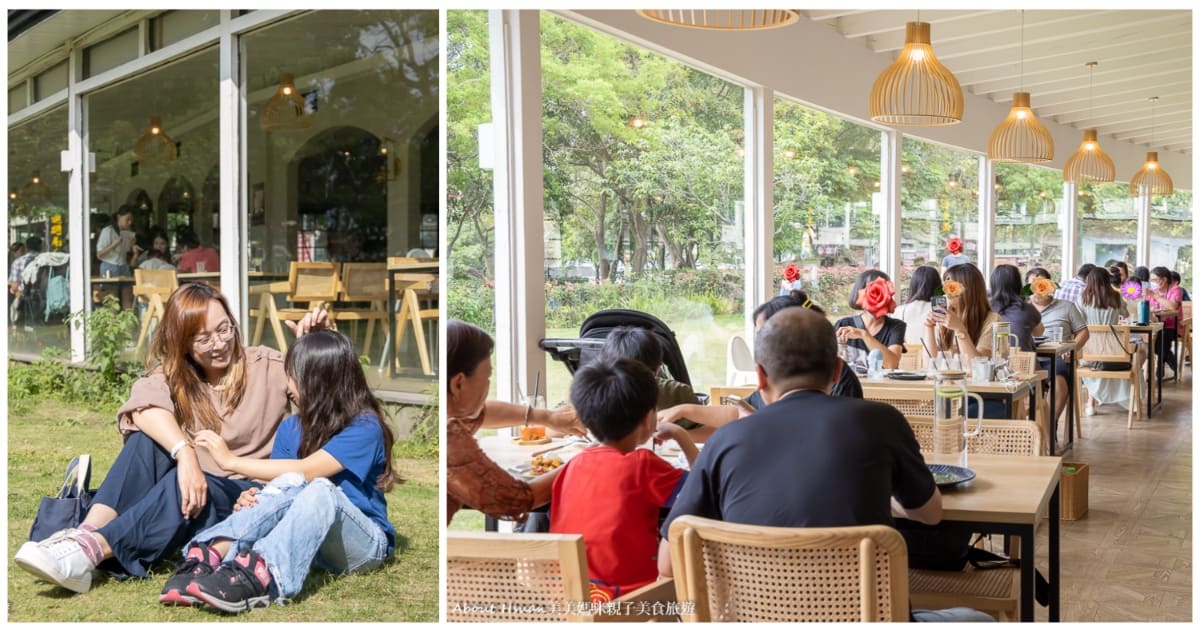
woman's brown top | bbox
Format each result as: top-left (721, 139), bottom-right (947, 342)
top-left (446, 410), bottom-right (535, 524)
top-left (115, 346), bottom-right (291, 478)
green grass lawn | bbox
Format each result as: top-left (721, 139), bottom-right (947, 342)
top-left (7, 399), bottom-right (438, 622)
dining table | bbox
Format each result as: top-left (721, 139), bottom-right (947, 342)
top-left (1033, 341), bottom-right (1076, 455)
top-left (383, 259), bottom-right (440, 376)
top-left (926, 453), bottom-right (1063, 622)
top-left (1124, 322), bottom-right (1165, 417)
top-left (860, 370), bottom-right (1046, 423)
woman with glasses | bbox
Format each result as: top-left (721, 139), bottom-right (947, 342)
top-left (15, 282), bottom-right (327, 595)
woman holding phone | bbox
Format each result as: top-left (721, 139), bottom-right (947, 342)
top-left (923, 264), bottom-right (1002, 365)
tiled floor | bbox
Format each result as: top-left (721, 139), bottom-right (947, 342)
top-left (1033, 374), bottom-right (1192, 622)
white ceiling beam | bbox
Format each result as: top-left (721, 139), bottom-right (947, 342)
top-left (983, 69), bottom-right (1190, 104)
top-left (970, 58), bottom-right (1188, 97)
top-left (956, 40), bottom-right (1192, 89)
top-left (948, 23), bottom-right (1191, 74)
top-left (833, 10), bottom-right (1002, 39)
top-left (1036, 87), bottom-right (1193, 118)
top-left (1119, 133), bottom-right (1192, 151)
top-left (802, 10), bottom-right (870, 22)
top-left (1056, 104), bottom-right (1189, 129)
top-left (871, 10), bottom-right (1121, 53)
top-left (1107, 115), bottom-right (1191, 138)
top-left (917, 12), bottom-right (1186, 60)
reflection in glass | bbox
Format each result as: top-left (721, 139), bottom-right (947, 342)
top-left (7, 105), bottom-right (71, 355)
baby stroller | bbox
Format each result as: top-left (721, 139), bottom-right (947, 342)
top-left (539, 308), bottom-right (696, 390)
top-left (13, 253), bottom-right (70, 327)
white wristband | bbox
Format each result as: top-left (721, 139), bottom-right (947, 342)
top-left (169, 440), bottom-right (190, 460)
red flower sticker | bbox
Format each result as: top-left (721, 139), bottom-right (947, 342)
top-left (783, 263), bottom-right (800, 283)
top-left (857, 277), bottom-right (897, 319)
top-left (947, 236), bottom-right (964, 254)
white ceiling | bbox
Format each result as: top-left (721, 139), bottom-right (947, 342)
top-left (803, 9), bottom-right (1192, 156)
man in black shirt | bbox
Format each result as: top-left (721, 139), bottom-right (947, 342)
top-left (656, 308), bottom-right (992, 622)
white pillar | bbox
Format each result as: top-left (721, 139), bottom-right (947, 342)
top-left (743, 87), bottom-right (772, 346)
top-left (977, 157), bottom-right (996, 279)
top-left (490, 10), bottom-right (546, 403)
top-left (68, 45), bottom-right (87, 363)
top-left (1135, 188), bottom-right (1151, 268)
top-left (218, 16), bottom-right (246, 325)
top-left (880, 129), bottom-right (902, 281)
top-left (1060, 181), bottom-right (1078, 278)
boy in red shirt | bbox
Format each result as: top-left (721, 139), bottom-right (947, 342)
top-left (550, 358), bottom-right (698, 601)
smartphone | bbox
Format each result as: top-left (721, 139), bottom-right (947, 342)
top-left (931, 295), bottom-right (948, 314)
top-left (720, 394), bottom-right (757, 415)
top-left (673, 417), bottom-right (702, 430)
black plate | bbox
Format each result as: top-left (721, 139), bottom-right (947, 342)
top-left (885, 371), bottom-right (928, 381)
top-left (928, 464), bottom-right (976, 489)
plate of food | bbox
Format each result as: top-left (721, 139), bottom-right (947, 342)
top-left (509, 454), bottom-right (565, 479)
top-left (885, 371), bottom-right (928, 381)
top-left (927, 463), bottom-right (975, 489)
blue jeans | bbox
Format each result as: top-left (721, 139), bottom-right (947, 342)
top-left (99, 262), bottom-right (130, 278)
top-left (913, 607), bottom-right (995, 622)
top-left (188, 475), bottom-right (388, 601)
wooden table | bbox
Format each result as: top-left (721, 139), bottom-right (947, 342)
top-left (931, 453), bottom-right (1062, 622)
top-left (91, 275), bottom-right (135, 308)
top-left (385, 260), bottom-right (439, 376)
top-left (861, 371), bottom-right (1044, 422)
top-left (1034, 341), bottom-right (1076, 455)
top-left (1125, 322), bottom-right (1165, 417)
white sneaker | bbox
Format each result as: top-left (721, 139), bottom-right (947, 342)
top-left (38, 528), bottom-right (81, 544)
top-left (14, 537), bottom-right (98, 593)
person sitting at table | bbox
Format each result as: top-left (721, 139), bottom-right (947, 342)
top-left (940, 235), bottom-right (971, 271)
top-left (1112, 261), bottom-right (1131, 284)
top-left (8, 236), bottom-right (39, 298)
top-left (139, 249), bottom-right (177, 271)
top-left (134, 227), bottom-right (173, 268)
top-left (599, 326), bottom-right (705, 435)
top-left (656, 307), bottom-right (992, 622)
top-left (1078, 267), bottom-right (1145, 416)
top-left (176, 228), bottom-right (220, 274)
top-left (657, 290), bottom-right (862, 433)
top-left (989, 264), bottom-right (1043, 352)
top-left (895, 266), bottom-right (942, 344)
top-left (834, 270), bottom-right (906, 368)
top-left (1148, 266), bottom-right (1182, 379)
top-left (550, 358), bottom-right (698, 602)
top-left (1054, 263), bottom-right (1093, 305)
top-left (1027, 267), bottom-right (1089, 440)
top-left (1168, 271), bottom-right (1190, 302)
top-left (445, 319), bottom-right (585, 525)
top-left (925, 264), bottom-right (1001, 366)
top-left (96, 206), bottom-right (141, 278)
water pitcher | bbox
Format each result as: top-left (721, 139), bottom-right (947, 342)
top-left (991, 321), bottom-right (1015, 365)
top-left (932, 371), bottom-right (984, 468)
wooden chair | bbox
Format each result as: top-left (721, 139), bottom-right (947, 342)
top-left (133, 269), bottom-right (178, 354)
top-left (1007, 350), bottom-right (1037, 377)
top-left (332, 263), bottom-right (389, 359)
top-left (249, 262), bottom-right (341, 351)
top-left (1076, 324), bottom-right (1141, 428)
top-left (903, 416), bottom-right (1039, 621)
top-left (707, 385), bottom-right (756, 405)
top-left (667, 515), bottom-right (908, 622)
top-left (393, 272), bottom-right (439, 375)
top-left (863, 389), bottom-right (936, 417)
top-left (446, 532), bottom-right (677, 622)
top-left (898, 344), bottom-right (928, 370)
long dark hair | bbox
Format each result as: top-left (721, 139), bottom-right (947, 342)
top-left (989, 264), bottom-right (1024, 312)
top-left (753, 289), bottom-right (825, 324)
top-left (940, 264), bottom-right (990, 349)
top-left (1081, 267), bottom-right (1122, 310)
top-left (285, 330), bottom-right (401, 492)
top-left (907, 266), bottom-right (942, 303)
top-left (150, 283), bottom-right (246, 433)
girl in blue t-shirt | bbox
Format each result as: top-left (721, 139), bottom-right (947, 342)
top-left (159, 329), bottom-right (401, 612)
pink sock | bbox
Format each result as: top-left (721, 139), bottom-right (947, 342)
top-left (71, 531), bottom-right (104, 566)
top-left (78, 523), bottom-right (97, 533)
top-left (187, 544), bottom-right (222, 567)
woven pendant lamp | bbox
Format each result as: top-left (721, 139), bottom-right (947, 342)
top-left (636, 10), bottom-right (799, 30)
top-left (1063, 63), bottom-right (1115, 183)
top-left (261, 73), bottom-right (315, 132)
top-left (988, 92), bottom-right (1054, 162)
top-left (869, 21), bottom-right (963, 126)
top-left (987, 12), bottom-right (1052, 162)
top-left (132, 117), bottom-right (177, 162)
top-left (1129, 97), bottom-right (1173, 196)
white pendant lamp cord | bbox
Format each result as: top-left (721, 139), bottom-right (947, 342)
top-left (1019, 11), bottom-right (1025, 92)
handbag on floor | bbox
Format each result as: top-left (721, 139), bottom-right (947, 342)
top-left (28, 454), bottom-right (95, 542)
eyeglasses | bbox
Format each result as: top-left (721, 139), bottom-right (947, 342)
top-left (193, 323), bottom-right (237, 353)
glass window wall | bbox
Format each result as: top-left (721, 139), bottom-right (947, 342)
top-left (7, 105), bottom-right (71, 356)
top-left (241, 10), bottom-right (439, 390)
